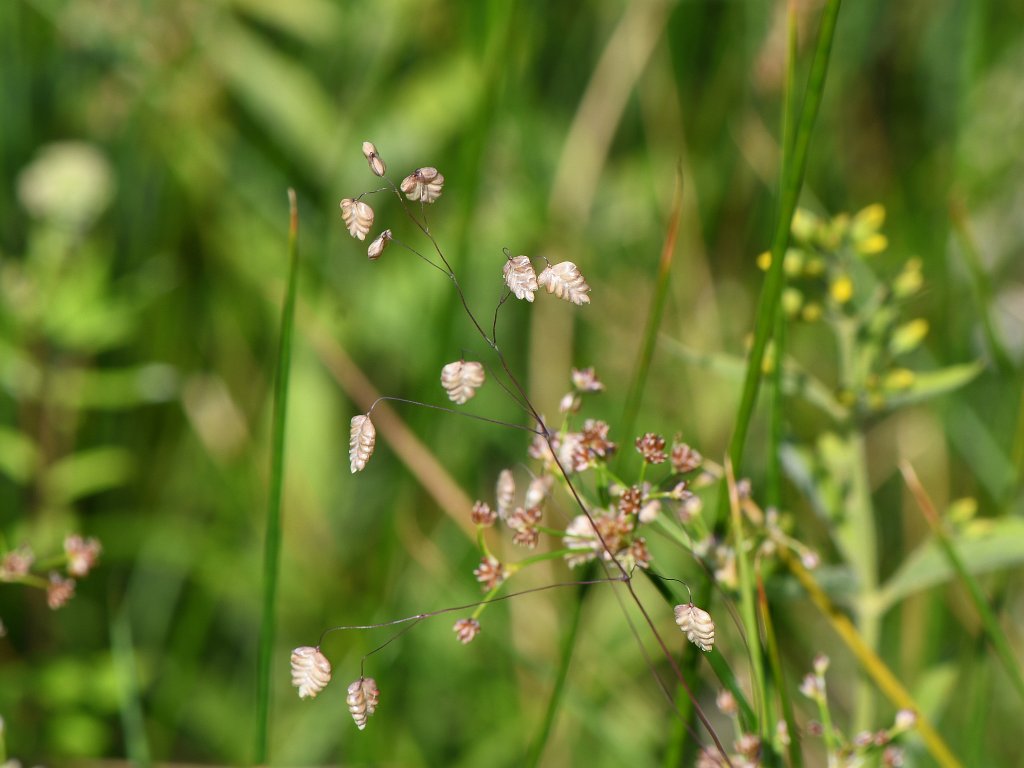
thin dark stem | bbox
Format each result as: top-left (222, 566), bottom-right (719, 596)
top-left (481, 360), bottom-right (534, 414)
top-left (366, 396), bottom-right (542, 435)
top-left (391, 235), bottom-right (448, 275)
top-left (318, 577), bottom-right (628, 644)
top-left (360, 619), bottom-right (423, 677)
top-left (381, 172), bottom-right (733, 764)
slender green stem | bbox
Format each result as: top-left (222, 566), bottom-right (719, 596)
top-left (948, 202), bottom-right (1013, 373)
top-left (765, 0), bottom-right (795, 507)
top-left (900, 461), bottom-right (1024, 707)
top-left (112, 607), bottom-right (152, 767)
top-left (526, 563), bottom-right (595, 766)
top-left (848, 430), bottom-right (880, 732)
top-left (621, 167), bottom-right (683, 444)
top-left (726, 0), bottom-right (842, 474)
top-left (255, 189), bottom-right (300, 764)
top-left (725, 461), bottom-right (769, 743)
top-left (757, 568), bottom-right (802, 768)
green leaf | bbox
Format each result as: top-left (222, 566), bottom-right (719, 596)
top-left (877, 518), bottom-right (1024, 612)
top-left (52, 364), bottom-right (179, 410)
top-left (880, 361), bottom-right (983, 409)
top-left (659, 339), bottom-right (847, 422)
top-left (0, 425), bottom-right (39, 483)
top-left (206, 18), bottom-right (341, 184)
top-left (44, 446), bottom-right (135, 506)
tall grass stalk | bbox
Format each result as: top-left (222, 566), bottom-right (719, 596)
top-left (900, 461), bottom-right (1024, 706)
top-left (255, 189), bottom-right (300, 763)
top-left (525, 567), bottom-right (594, 767)
top-left (725, 460), bottom-right (770, 748)
top-left (621, 167), bottom-right (684, 443)
top-left (727, 0), bottom-right (841, 471)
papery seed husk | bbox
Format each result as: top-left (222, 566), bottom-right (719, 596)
top-left (537, 260), bottom-right (590, 305)
top-left (349, 414), bottom-right (376, 472)
top-left (503, 255), bottom-right (538, 302)
top-left (340, 198), bottom-right (374, 240)
top-left (400, 167), bottom-right (444, 203)
top-left (496, 468), bottom-right (515, 519)
top-left (440, 360), bottom-right (486, 404)
top-left (367, 229), bottom-right (392, 260)
top-left (362, 141), bottom-right (386, 176)
top-left (290, 646), bottom-right (332, 699)
top-left (347, 677), bottom-right (371, 730)
top-left (675, 603), bottom-right (715, 652)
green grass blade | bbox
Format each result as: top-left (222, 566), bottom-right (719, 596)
top-left (525, 565), bottom-right (595, 767)
top-left (949, 203), bottom-right (1013, 373)
top-left (758, 573), bottom-right (802, 768)
top-left (621, 167), bottom-right (684, 443)
top-left (766, 0), bottom-right (799, 511)
top-left (111, 606), bottom-right (152, 766)
top-left (727, 0), bottom-right (842, 470)
top-left (725, 460), bottom-right (769, 743)
top-left (255, 189), bottom-right (300, 763)
top-left (900, 461), bottom-right (1024, 707)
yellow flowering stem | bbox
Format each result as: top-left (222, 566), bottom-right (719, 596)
top-left (780, 547), bottom-right (963, 768)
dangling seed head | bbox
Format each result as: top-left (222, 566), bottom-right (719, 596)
top-left (674, 602), bottom-right (715, 651)
top-left (503, 255), bottom-right (538, 302)
top-left (537, 261), bottom-right (591, 305)
top-left (346, 676), bottom-right (379, 730)
top-left (340, 198), bottom-right (374, 240)
top-left (440, 360), bottom-right (485, 404)
top-left (361, 141), bottom-right (386, 177)
top-left (367, 229), bottom-right (392, 260)
top-left (495, 468), bottom-right (515, 519)
top-left (349, 414), bottom-right (376, 473)
top-left (400, 167), bottom-right (444, 203)
top-left (290, 646), bottom-right (332, 699)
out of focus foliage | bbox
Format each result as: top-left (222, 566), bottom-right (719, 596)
top-left (1, 0), bottom-right (1022, 764)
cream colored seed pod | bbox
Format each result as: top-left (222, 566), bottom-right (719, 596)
top-left (503, 254), bottom-right (539, 302)
top-left (349, 414), bottom-right (376, 473)
top-left (537, 261), bottom-right (591, 305)
top-left (361, 141), bottom-right (386, 177)
top-left (675, 603), bottom-right (715, 652)
top-left (340, 198), bottom-right (374, 240)
top-left (347, 677), bottom-right (379, 730)
top-left (290, 646), bottom-right (332, 699)
top-left (400, 167), bottom-right (444, 203)
top-left (440, 360), bottom-right (485, 404)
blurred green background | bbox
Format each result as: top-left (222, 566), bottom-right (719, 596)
top-left (1, 0), bottom-right (1022, 765)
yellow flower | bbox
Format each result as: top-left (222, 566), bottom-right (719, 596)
top-left (830, 275), bottom-right (854, 304)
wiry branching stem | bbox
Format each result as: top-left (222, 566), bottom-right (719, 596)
top-left (380, 190), bottom-right (732, 763)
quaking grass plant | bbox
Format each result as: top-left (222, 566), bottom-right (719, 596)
top-left (262, 3), bottom-right (1015, 764)
top-left (291, 144), bottom-right (739, 763)
top-left (280, 144), bottom-right (950, 768)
